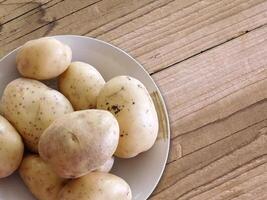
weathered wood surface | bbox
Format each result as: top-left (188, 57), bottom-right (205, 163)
top-left (150, 24), bottom-right (267, 200)
top-left (1, 0), bottom-right (267, 199)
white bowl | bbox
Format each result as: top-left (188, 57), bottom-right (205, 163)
top-left (0, 35), bottom-right (170, 200)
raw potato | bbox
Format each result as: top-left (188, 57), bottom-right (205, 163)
top-left (0, 115), bottom-right (24, 178)
top-left (0, 78), bottom-right (74, 152)
top-left (95, 157), bottom-right (114, 173)
top-left (39, 110), bottom-right (119, 178)
top-left (58, 172), bottom-right (132, 200)
top-left (97, 76), bottom-right (159, 158)
top-left (16, 37), bottom-right (72, 80)
top-left (59, 61), bottom-right (105, 110)
top-left (19, 155), bottom-right (67, 200)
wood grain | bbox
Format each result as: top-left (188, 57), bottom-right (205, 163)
top-left (0, 0), bottom-right (267, 199)
top-left (150, 25), bottom-right (267, 199)
top-left (0, 0), bottom-right (51, 24)
top-left (1, 0), bottom-right (267, 74)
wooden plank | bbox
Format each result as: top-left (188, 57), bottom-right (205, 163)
top-left (154, 24), bottom-right (267, 163)
top-left (151, 120), bottom-right (267, 199)
top-left (189, 162), bottom-right (267, 200)
top-left (149, 25), bottom-right (267, 199)
top-left (0, 0), bottom-right (157, 52)
top-left (0, 0), bottom-right (52, 24)
top-left (0, 0), bottom-right (102, 42)
top-left (96, 0), bottom-right (267, 73)
top-left (153, 152), bottom-right (267, 200)
top-left (1, 0), bottom-right (267, 74)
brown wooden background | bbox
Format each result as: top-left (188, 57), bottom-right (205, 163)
top-left (1, 0), bottom-right (267, 199)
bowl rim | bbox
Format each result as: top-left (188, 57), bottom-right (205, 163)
top-left (0, 35), bottom-right (170, 199)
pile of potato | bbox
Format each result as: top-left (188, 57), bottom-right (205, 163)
top-left (0, 37), bottom-right (159, 200)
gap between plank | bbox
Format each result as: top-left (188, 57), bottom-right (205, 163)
top-left (0, 0), bottom-right (53, 27)
top-left (0, 0), bottom-right (103, 43)
top-left (150, 23), bottom-right (267, 76)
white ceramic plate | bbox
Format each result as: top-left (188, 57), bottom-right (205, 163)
top-left (0, 35), bottom-right (170, 200)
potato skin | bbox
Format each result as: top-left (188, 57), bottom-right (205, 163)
top-left (19, 155), bottom-right (67, 200)
top-left (0, 115), bottom-right (24, 178)
top-left (0, 78), bottom-right (73, 152)
top-left (58, 172), bottom-right (132, 200)
top-left (16, 37), bottom-right (72, 80)
top-left (59, 62), bottom-right (105, 110)
top-left (39, 110), bottom-right (119, 178)
top-left (97, 76), bottom-right (159, 158)
top-left (95, 157), bottom-right (114, 173)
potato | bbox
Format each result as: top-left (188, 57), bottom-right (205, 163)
top-left (0, 115), bottom-right (24, 178)
top-left (39, 110), bottom-right (119, 178)
top-left (59, 61), bottom-right (105, 110)
top-left (0, 78), bottom-right (73, 152)
top-left (95, 157), bottom-right (114, 173)
top-left (58, 172), bottom-right (132, 200)
top-left (19, 154), bottom-right (67, 200)
top-left (97, 76), bottom-right (158, 158)
top-left (16, 37), bottom-right (72, 80)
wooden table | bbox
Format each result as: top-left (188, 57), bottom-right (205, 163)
top-left (1, 0), bottom-right (267, 199)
